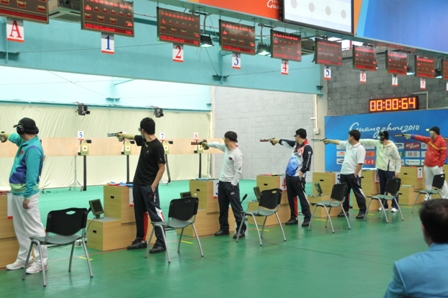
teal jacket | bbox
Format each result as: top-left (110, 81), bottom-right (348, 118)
top-left (8, 133), bottom-right (44, 199)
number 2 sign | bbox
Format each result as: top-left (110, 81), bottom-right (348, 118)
top-left (173, 44), bottom-right (184, 62)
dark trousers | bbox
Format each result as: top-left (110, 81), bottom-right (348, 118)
top-left (285, 175), bottom-right (311, 221)
top-left (340, 174), bottom-right (366, 212)
top-left (378, 169), bottom-right (399, 208)
top-left (133, 184), bottom-right (165, 248)
top-left (218, 181), bottom-right (246, 232)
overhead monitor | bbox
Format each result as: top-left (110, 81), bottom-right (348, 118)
top-left (81, 0), bottom-right (134, 37)
top-left (157, 7), bottom-right (200, 47)
top-left (352, 45), bottom-right (377, 71)
top-left (0, 0), bottom-right (49, 23)
top-left (442, 59), bottom-right (448, 80)
top-left (270, 30), bottom-right (301, 62)
top-left (414, 55), bottom-right (435, 78)
top-left (386, 51), bottom-right (408, 76)
top-left (283, 0), bottom-right (353, 35)
top-left (314, 39), bottom-right (342, 66)
top-left (219, 20), bottom-right (256, 55)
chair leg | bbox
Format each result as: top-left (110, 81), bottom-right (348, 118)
top-left (81, 238), bottom-right (93, 278)
top-left (191, 224), bottom-right (204, 257)
top-left (342, 208), bottom-right (351, 230)
top-left (145, 226), bottom-right (155, 258)
top-left (308, 205), bottom-right (318, 231)
top-left (323, 206), bottom-right (334, 233)
top-left (275, 212), bottom-right (286, 241)
top-left (178, 228), bottom-right (185, 253)
top-left (69, 242), bottom-right (75, 272)
top-left (412, 193), bottom-right (423, 214)
top-left (251, 214), bottom-right (262, 246)
top-left (364, 198), bottom-right (373, 221)
top-left (156, 225), bottom-right (170, 263)
top-left (378, 199), bottom-right (389, 223)
top-left (394, 198), bottom-right (404, 221)
top-left (22, 242), bottom-right (34, 281)
top-left (260, 216), bottom-right (268, 239)
top-left (36, 242), bottom-right (46, 287)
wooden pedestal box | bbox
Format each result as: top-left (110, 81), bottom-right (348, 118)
top-left (256, 175), bottom-right (288, 205)
top-left (87, 218), bottom-right (136, 251)
top-left (189, 180), bottom-right (218, 212)
top-left (353, 195), bottom-right (382, 211)
top-left (312, 172), bottom-right (336, 197)
top-left (246, 202), bottom-right (290, 226)
top-left (401, 167), bottom-right (425, 190)
top-left (361, 170), bottom-right (380, 196)
top-left (308, 196), bottom-right (343, 218)
top-left (178, 208), bottom-right (235, 237)
top-left (398, 185), bottom-right (424, 206)
top-left (103, 186), bottom-right (135, 224)
top-left (0, 195), bottom-right (15, 239)
top-left (444, 165), bottom-right (448, 183)
top-left (0, 237), bottom-right (19, 269)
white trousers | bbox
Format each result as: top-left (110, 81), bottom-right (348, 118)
top-left (11, 193), bottom-right (48, 264)
top-left (424, 166), bottom-right (448, 198)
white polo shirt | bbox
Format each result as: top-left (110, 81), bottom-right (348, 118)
top-left (339, 141), bottom-right (366, 175)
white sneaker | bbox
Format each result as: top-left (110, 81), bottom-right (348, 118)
top-left (26, 262), bottom-right (48, 275)
top-left (391, 208), bottom-right (398, 213)
top-left (6, 261), bottom-right (26, 271)
top-left (378, 207), bottom-right (383, 211)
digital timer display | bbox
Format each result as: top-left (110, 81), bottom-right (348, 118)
top-left (270, 30), bottom-right (301, 62)
top-left (0, 0), bottom-right (49, 23)
top-left (81, 0), bottom-right (134, 37)
top-left (369, 96), bottom-right (418, 113)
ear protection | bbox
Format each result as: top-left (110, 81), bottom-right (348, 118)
top-left (15, 122), bottom-right (25, 134)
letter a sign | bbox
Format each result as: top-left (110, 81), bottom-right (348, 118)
top-left (7, 19), bottom-right (24, 42)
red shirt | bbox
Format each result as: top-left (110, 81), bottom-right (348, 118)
top-left (412, 134), bottom-right (447, 167)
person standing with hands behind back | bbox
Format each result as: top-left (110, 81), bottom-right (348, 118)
top-left (1, 118), bottom-right (48, 274)
top-left (118, 117), bottom-right (166, 254)
top-left (202, 131), bottom-right (246, 239)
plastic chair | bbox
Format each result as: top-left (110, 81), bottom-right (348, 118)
top-left (364, 178), bottom-right (403, 222)
top-left (145, 197), bottom-right (203, 263)
top-left (236, 188), bottom-right (286, 246)
top-left (412, 174), bottom-right (445, 213)
top-left (308, 183), bottom-right (351, 233)
top-left (22, 208), bottom-right (93, 287)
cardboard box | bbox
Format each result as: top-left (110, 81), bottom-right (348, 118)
top-left (103, 186), bottom-right (135, 224)
top-left (400, 167), bottom-right (425, 190)
top-left (444, 165), bottom-right (448, 183)
top-left (0, 237), bottom-right (19, 269)
top-left (246, 202), bottom-right (290, 226)
top-left (87, 218), bottom-right (137, 251)
top-left (399, 185), bottom-right (426, 206)
top-left (178, 207), bottom-right (235, 237)
top-left (0, 195), bottom-right (15, 239)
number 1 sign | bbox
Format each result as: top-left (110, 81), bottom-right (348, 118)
top-left (173, 44), bottom-right (184, 62)
top-left (101, 34), bottom-right (115, 54)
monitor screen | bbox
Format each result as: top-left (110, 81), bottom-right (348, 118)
top-left (89, 199), bottom-right (104, 219)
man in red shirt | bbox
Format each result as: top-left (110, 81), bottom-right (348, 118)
top-left (404, 126), bottom-right (448, 198)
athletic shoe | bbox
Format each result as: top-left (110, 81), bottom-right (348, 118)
top-left (149, 245), bottom-right (166, 254)
top-left (285, 218), bottom-right (298, 225)
top-left (391, 208), bottom-right (398, 213)
top-left (6, 261), bottom-right (26, 271)
top-left (26, 263), bottom-right (48, 275)
top-left (378, 207), bottom-right (383, 211)
top-left (127, 240), bottom-right (147, 250)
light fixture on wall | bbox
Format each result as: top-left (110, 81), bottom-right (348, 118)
top-left (77, 103), bottom-right (90, 116)
top-left (406, 54), bottom-right (414, 75)
top-left (154, 107), bottom-right (164, 118)
top-left (200, 14), bottom-right (214, 48)
top-left (256, 24), bottom-right (270, 56)
top-left (434, 58), bottom-right (442, 78)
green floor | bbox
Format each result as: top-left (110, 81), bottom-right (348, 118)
top-left (1, 180), bottom-right (427, 297)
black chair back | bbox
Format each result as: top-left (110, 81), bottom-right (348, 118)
top-left (253, 186), bottom-right (261, 201)
top-left (385, 178), bottom-right (401, 195)
top-left (168, 197), bottom-right (199, 221)
top-left (259, 188), bottom-right (282, 209)
top-left (46, 208), bottom-right (88, 236)
top-left (433, 174), bottom-right (446, 189)
top-left (330, 183), bottom-right (348, 202)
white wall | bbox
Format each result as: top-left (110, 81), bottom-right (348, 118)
top-left (211, 86), bottom-right (317, 182)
